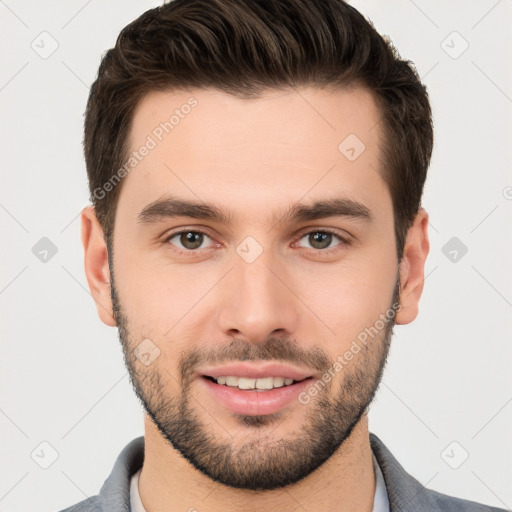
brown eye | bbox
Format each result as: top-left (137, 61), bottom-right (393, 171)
top-left (308, 231), bottom-right (333, 250)
top-left (296, 229), bottom-right (348, 252)
top-left (166, 230), bottom-right (211, 251)
top-left (180, 231), bottom-right (204, 249)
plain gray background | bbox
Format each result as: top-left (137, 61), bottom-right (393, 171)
top-left (1, 1), bottom-right (511, 511)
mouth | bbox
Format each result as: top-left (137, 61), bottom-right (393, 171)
top-left (197, 364), bottom-right (315, 416)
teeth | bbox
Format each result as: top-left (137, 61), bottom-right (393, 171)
top-left (226, 376), bottom-right (238, 386)
top-left (238, 377), bottom-right (256, 390)
top-left (255, 377), bottom-right (274, 389)
top-left (272, 377), bottom-right (285, 388)
top-left (213, 376), bottom-right (297, 390)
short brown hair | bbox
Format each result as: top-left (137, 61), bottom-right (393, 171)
top-left (84, 0), bottom-right (433, 260)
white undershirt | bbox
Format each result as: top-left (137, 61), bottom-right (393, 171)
top-left (130, 453), bottom-right (390, 512)
top-left (129, 467), bottom-right (146, 512)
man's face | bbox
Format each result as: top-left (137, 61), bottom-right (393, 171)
top-left (109, 86), bottom-right (400, 489)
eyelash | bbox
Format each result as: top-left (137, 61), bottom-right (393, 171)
top-left (163, 228), bottom-right (351, 256)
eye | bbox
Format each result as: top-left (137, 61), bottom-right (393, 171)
top-left (165, 230), bottom-right (215, 252)
top-left (294, 229), bottom-right (350, 252)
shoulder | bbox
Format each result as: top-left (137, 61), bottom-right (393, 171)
top-left (369, 432), bottom-right (507, 512)
top-left (426, 487), bottom-right (506, 511)
top-left (56, 495), bottom-right (102, 512)
top-left (56, 436), bottom-right (145, 512)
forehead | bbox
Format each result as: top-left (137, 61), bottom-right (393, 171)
top-left (119, 86), bottom-right (389, 225)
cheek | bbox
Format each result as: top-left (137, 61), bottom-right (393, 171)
top-left (114, 258), bottom-right (220, 346)
top-left (291, 250), bottom-right (397, 344)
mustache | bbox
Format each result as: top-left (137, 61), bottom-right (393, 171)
top-left (179, 337), bottom-right (332, 382)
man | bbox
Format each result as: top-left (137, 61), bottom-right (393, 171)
top-left (59, 0), bottom-right (505, 510)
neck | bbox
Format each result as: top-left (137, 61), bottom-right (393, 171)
top-left (138, 413), bottom-right (376, 512)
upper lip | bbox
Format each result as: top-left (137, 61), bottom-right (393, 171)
top-left (197, 362), bottom-right (314, 381)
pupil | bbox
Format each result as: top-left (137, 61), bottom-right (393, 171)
top-left (181, 232), bottom-right (203, 249)
top-left (310, 232), bottom-right (331, 249)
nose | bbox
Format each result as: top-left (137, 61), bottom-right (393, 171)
top-left (216, 250), bottom-right (300, 344)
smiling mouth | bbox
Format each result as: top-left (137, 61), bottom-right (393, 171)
top-left (202, 375), bottom-right (312, 391)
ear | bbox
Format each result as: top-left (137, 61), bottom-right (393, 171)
top-left (395, 208), bottom-right (430, 325)
top-left (81, 205), bottom-right (116, 327)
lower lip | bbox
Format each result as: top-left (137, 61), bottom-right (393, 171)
top-left (199, 377), bottom-right (313, 416)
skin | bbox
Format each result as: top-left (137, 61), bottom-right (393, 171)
top-left (81, 86), bottom-right (429, 512)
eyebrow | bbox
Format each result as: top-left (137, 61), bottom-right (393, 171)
top-left (136, 195), bottom-right (373, 227)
